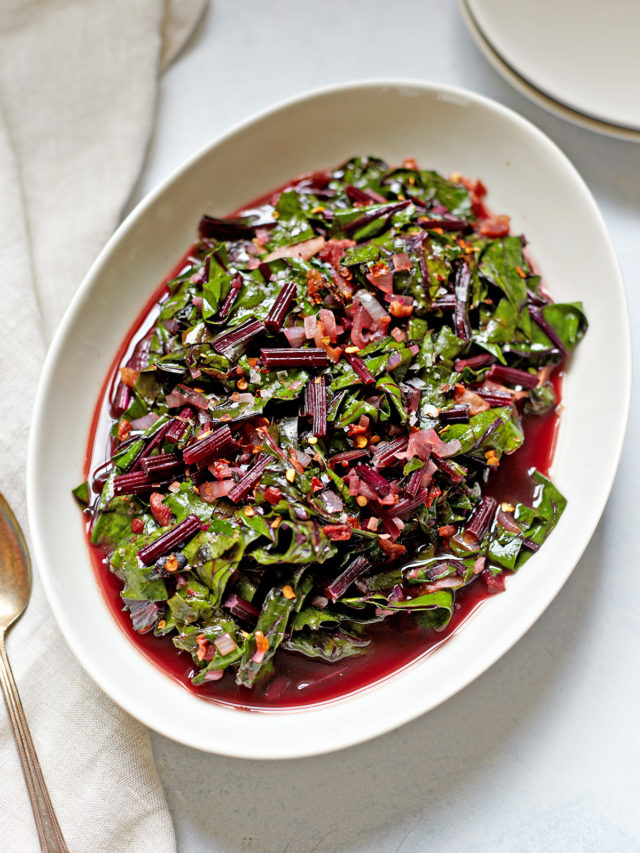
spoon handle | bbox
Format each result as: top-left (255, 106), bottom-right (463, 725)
top-left (0, 638), bottom-right (69, 853)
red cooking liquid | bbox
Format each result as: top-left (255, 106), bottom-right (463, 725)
top-left (83, 195), bottom-right (562, 711)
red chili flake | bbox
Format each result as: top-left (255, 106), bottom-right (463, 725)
top-left (150, 492), bottom-right (173, 527)
top-left (478, 214), bottom-right (511, 238)
top-left (264, 486), bottom-right (282, 505)
top-left (119, 366), bottom-right (139, 388)
top-left (306, 268), bottom-right (324, 304)
top-left (425, 483), bottom-right (442, 508)
top-left (117, 419), bottom-right (132, 442)
top-left (438, 524), bottom-right (456, 538)
top-left (516, 265), bottom-right (527, 278)
top-left (389, 300), bottom-right (414, 318)
top-left (378, 538), bottom-right (407, 558)
top-left (402, 157), bottom-right (419, 169)
top-left (323, 524), bottom-right (353, 541)
top-left (347, 423), bottom-right (368, 437)
top-left (311, 476), bottom-right (324, 493)
top-left (131, 518), bottom-right (144, 534)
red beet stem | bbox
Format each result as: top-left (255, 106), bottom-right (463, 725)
top-left (531, 308), bottom-right (569, 357)
top-left (475, 390), bottom-right (514, 408)
top-left (354, 465), bottom-right (392, 497)
top-left (182, 425), bottom-right (234, 466)
top-left (433, 457), bottom-right (466, 483)
top-left (439, 404), bottom-right (470, 424)
top-left (265, 280), bottom-right (297, 332)
top-left (260, 348), bottom-right (329, 369)
top-left (326, 556), bottom-right (371, 602)
top-left (485, 365), bottom-right (539, 389)
top-left (343, 200), bottom-right (411, 234)
top-left (227, 454), bottom-right (270, 503)
top-left (384, 489), bottom-right (429, 517)
top-left (418, 217), bottom-right (472, 233)
top-left (345, 184), bottom-right (386, 204)
top-left (466, 497), bottom-right (498, 542)
top-left (433, 295), bottom-right (456, 310)
top-left (129, 420), bottom-right (173, 473)
top-left (165, 407), bottom-right (194, 443)
top-left (212, 318), bottom-right (264, 356)
top-left (372, 435), bottom-right (409, 468)
top-left (140, 453), bottom-right (182, 478)
top-left (405, 468), bottom-right (424, 497)
top-left (113, 471), bottom-right (156, 496)
top-left (304, 376), bottom-right (328, 437)
top-left (138, 515), bottom-right (202, 566)
top-left (453, 259), bottom-right (471, 341)
top-left (454, 354), bottom-right (495, 372)
top-left (347, 353), bottom-right (375, 385)
top-left (328, 448), bottom-right (370, 468)
top-left (218, 273), bottom-right (243, 320)
top-left (223, 594), bottom-right (260, 623)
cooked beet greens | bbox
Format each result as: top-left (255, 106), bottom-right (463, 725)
top-left (75, 156), bottom-right (586, 690)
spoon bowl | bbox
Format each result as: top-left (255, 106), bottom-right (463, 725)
top-left (0, 493), bottom-right (31, 630)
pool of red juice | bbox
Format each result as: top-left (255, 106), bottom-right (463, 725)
top-left (83, 228), bottom-right (562, 712)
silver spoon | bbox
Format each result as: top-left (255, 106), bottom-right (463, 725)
top-left (0, 492), bottom-right (69, 852)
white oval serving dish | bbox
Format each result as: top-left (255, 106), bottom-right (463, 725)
top-left (27, 80), bottom-right (630, 758)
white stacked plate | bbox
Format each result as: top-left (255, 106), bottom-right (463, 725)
top-left (460, 0), bottom-right (640, 141)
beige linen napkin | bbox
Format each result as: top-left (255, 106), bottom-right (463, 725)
top-left (0, 1), bottom-right (205, 851)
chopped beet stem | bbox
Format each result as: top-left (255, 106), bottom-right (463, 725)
top-left (439, 404), bottom-right (470, 424)
top-left (260, 348), bottom-right (329, 369)
top-left (355, 465), bottom-right (392, 497)
top-left (326, 556), bottom-right (372, 602)
top-left (199, 214), bottom-right (261, 241)
top-left (113, 471), bottom-right (155, 496)
top-left (343, 200), bottom-right (411, 235)
top-left (433, 295), bottom-right (456, 311)
top-left (453, 259), bottom-right (472, 341)
top-left (475, 390), bottom-right (514, 408)
top-left (212, 318), bottom-right (264, 356)
top-left (141, 453), bottom-right (182, 477)
top-left (384, 489), bottom-right (429, 518)
top-left (223, 594), bottom-right (260, 623)
top-left (454, 353), bottom-right (495, 372)
top-left (372, 435), bottom-right (409, 468)
top-left (418, 217), bottom-right (472, 233)
top-left (165, 407), bottom-right (194, 443)
top-left (485, 365), bottom-right (539, 389)
top-left (265, 280), bottom-right (297, 333)
top-left (347, 353), bottom-right (375, 385)
top-left (328, 448), bottom-right (370, 468)
top-left (227, 454), bottom-right (270, 503)
top-left (433, 457), bottom-right (466, 483)
top-left (218, 273), bottom-right (243, 320)
top-left (306, 376), bottom-right (327, 437)
top-left (405, 468), bottom-right (425, 497)
top-left (129, 420), bottom-right (173, 473)
top-left (138, 515), bottom-right (201, 566)
top-left (182, 425), bottom-right (234, 466)
top-left (466, 497), bottom-right (498, 542)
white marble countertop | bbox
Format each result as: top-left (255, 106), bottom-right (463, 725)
top-left (130, 2), bottom-right (640, 850)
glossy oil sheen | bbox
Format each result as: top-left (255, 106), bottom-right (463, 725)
top-left (83, 244), bottom-right (561, 712)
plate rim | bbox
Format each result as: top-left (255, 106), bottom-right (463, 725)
top-left (464, 0), bottom-right (640, 133)
top-left (459, 0), bottom-right (640, 142)
top-left (26, 78), bottom-right (632, 758)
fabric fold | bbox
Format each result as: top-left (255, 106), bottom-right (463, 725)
top-left (0, 1), bottom-right (205, 850)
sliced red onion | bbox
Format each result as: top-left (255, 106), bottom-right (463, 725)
top-left (263, 235), bottom-right (325, 262)
top-left (284, 325), bottom-right (306, 348)
top-left (130, 413), bottom-right (159, 431)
